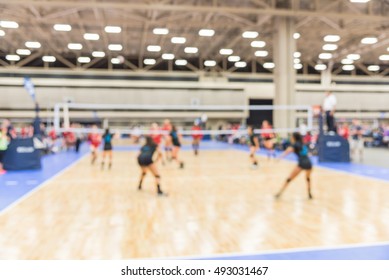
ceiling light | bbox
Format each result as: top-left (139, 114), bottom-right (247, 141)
top-left (324, 35), bottom-right (340, 42)
top-left (53, 24), bottom-right (71, 32)
top-left (228, 56), bottom-right (240, 62)
top-left (204, 60), bottom-right (217, 67)
top-left (162, 53), bottom-right (175, 60)
top-left (255, 50), bottom-right (268, 57)
top-left (242, 31), bottom-right (258, 38)
top-left (294, 58), bottom-right (301, 64)
top-left (323, 44), bottom-right (338, 51)
top-left (347, 54), bottom-right (361, 60)
top-left (379, 54), bottom-right (389, 61)
top-left (175, 59), bottom-right (187, 66)
top-left (42, 56), bottom-right (56, 62)
top-left (78, 57), bottom-right (91, 63)
top-left (111, 58), bottom-right (121, 64)
top-left (184, 47), bottom-right (198, 54)
top-left (68, 43), bottom-right (82, 50)
top-left (147, 45), bottom-right (161, 52)
top-left (263, 62), bottom-right (275, 69)
top-left (0, 30), bottom-right (4, 36)
top-left (315, 64), bottom-right (327, 71)
top-left (294, 52), bottom-right (301, 58)
top-left (171, 37), bottom-right (186, 44)
top-left (293, 33), bottom-right (301, 39)
top-left (341, 58), bottom-right (354, 65)
top-left (367, 65), bottom-right (380, 71)
top-left (108, 44), bottom-right (123, 51)
top-left (144, 58), bottom-right (156, 65)
top-left (251, 41), bottom-right (266, 48)
top-left (361, 37), bottom-right (377, 44)
top-left (0, 21), bottom-right (18, 29)
top-left (342, 65), bottom-right (355, 71)
top-left (105, 26), bottom-right (121, 33)
top-left (235, 61), bottom-right (247, 68)
top-left (25, 41), bottom-right (41, 49)
top-left (199, 29), bottom-right (215, 37)
top-left (294, 63), bottom-right (303, 70)
top-left (153, 28), bottom-right (169, 35)
top-left (319, 53), bottom-right (332, 59)
top-left (219, 49), bottom-right (233, 55)
top-left (92, 51), bottom-right (105, 58)
top-left (84, 33), bottom-right (100, 40)
top-left (5, 54), bottom-right (20, 61)
top-left (16, 49), bottom-right (31, 56)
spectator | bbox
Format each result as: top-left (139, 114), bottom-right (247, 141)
top-left (0, 126), bottom-right (9, 175)
top-left (350, 119), bottom-right (364, 162)
top-left (338, 123), bottom-right (350, 140)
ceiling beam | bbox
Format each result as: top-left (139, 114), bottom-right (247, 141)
top-left (1, 0), bottom-right (389, 23)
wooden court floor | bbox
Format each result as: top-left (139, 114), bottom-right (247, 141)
top-left (0, 149), bottom-right (389, 259)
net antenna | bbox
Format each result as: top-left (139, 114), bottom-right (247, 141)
top-left (53, 103), bottom-right (313, 135)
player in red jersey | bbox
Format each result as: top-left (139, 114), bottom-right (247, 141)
top-left (88, 124), bottom-right (102, 165)
top-left (261, 120), bottom-right (276, 160)
top-left (191, 120), bottom-right (203, 156)
top-left (162, 119), bottom-right (173, 161)
top-left (150, 122), bottom-right (165, 165)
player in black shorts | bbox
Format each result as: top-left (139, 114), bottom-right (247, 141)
top-left (275, 132), bottom-right (313, 200)
top-left (101, 128), bottom-right (116, 170)
top-left (247, 126), bottom-right (259, 169)
top-left (170, 125), bottom-right (184, 169)
top-left (137, 136), bottom-right (165, 196)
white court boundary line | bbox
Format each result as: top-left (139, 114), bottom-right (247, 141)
top-left (174, 240), bottom-right (389, 260)
top-left (0, 154), bottom-right (88, 217)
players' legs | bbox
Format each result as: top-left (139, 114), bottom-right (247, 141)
top-left (107, 150), bottom-right (113, 169)
top-left (148, 163), bottom-right (165, 195)
top-left (172, 146), bottom-right (184, 169)
top-left (265, 140), bottom-right (275, 159)
top-left (101, 150), bottom-right (106, 169)
top-left (138, 166), bottom-right (147, 190)
top-left (305, 169), bottom-right (313, 199)
top-left (90, 146), bottom-right (97, 165)
top-left (249, 146), bottom-right (258, 168)
top-left (275, 166), bottom-right (302, 199)
top-left (192, 139), bottom-right (200, 155)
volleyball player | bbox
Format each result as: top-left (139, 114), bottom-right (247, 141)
top-left (170, 125), bottom-right (184, 169)
top-left (88, 124), bottom-right (102, 165)
top-left (247, 126), bottom-right (259, 169)
top-left (150, 122), bottom-right (165, 165)
top-left (101, 128), bottom-right (116, 170)
top-left (275, 132), bottom-right (313, 200)
top-left (191, 120), bottom-right (203, 156)
top-left (261, 120), bottom-right (276, 160)
top-left (162, 119), bottom-right (173, 161)
top-left (137, 136), bottom-right (165, 196)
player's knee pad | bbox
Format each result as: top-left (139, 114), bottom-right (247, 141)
top-left (286, 178), bottom-right (292, 183)
top-left (142, 172), bottom-right (146, 176)
top-left (249, 153), bottom-right (254, 158)
top-left (155, 175), bottom-right (161, 179)
top-left (306, 177), bottom-right (310, 183)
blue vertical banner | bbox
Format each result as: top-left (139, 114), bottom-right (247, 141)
top-left (23, 76), bottom-right (36, 101)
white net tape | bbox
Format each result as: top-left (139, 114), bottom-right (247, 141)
top-left (53, 103), bottom-right (313, 136)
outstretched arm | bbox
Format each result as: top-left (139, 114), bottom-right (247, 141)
top-left (278, 146), bottom-right (294, 160)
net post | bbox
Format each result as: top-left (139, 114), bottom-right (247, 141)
top-left (63, 103), bottom-right (70, 130)
top-left (53, 103), bottom-right (61, 132)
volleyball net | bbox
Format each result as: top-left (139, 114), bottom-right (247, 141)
top-left (53, 103), bottom-right (314, 137)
